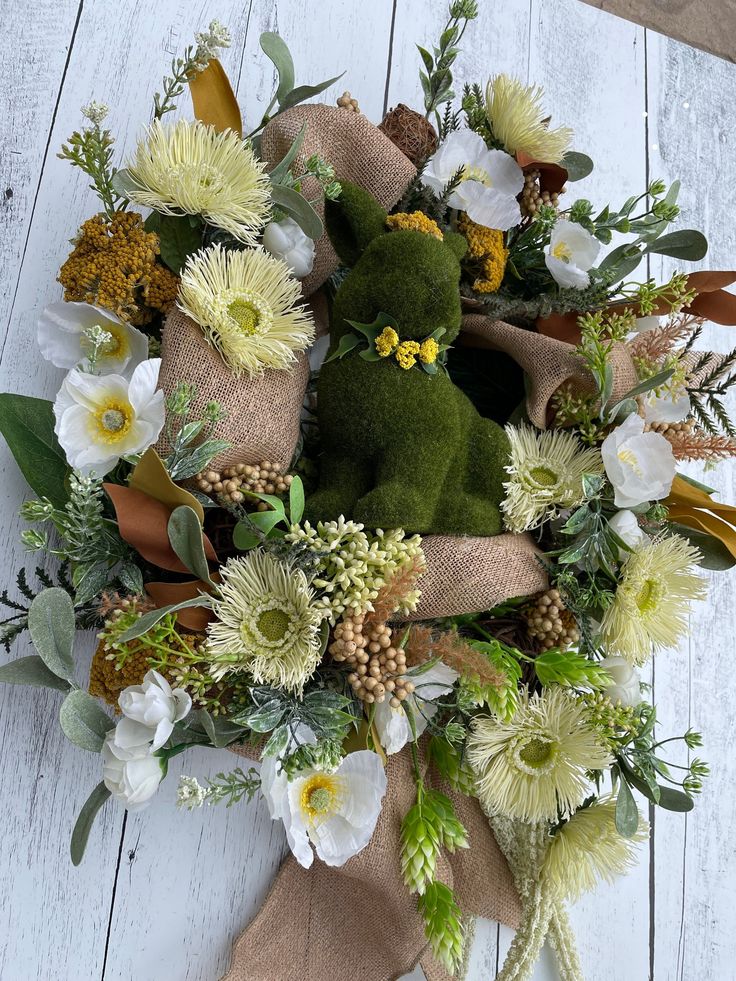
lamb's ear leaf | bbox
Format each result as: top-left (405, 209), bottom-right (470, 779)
top-left (324, 181), bottom-right (387, 266)
top-left (71, 783), bottom-right (112, 866)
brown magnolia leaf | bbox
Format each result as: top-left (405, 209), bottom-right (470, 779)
top-left (145, 580), bottom-right (215, 631)
top-left (129, 447), bottom-right (205, 523)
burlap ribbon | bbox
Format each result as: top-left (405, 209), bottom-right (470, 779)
top-left (224, 744), bottom-right (521, 981)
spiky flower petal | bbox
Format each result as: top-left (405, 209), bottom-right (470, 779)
top-left (467, 687), bottom-right (611, 823)
top-left (502, 424), bottom-right (604, 532)
top-left (178, 244), bottom-right (314, 376)
top-left (599, 533), bottom-right (706, 664)
top-left (485, 75), bottom-right (573, 164)
top-left (125, 120), bottom-right (270, 244)
top-left (205, 551), bottom-right (327, 693)
top-left (542, 797), bottom-right (649, 901)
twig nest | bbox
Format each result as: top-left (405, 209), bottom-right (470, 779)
top-left (379, 103), bottom-right (438, 165)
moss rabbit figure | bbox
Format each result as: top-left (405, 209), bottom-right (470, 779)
top-left (306, 182), bottom-right (510, 536)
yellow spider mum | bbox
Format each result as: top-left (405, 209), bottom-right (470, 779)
top-left (542, 797), bottom-right (649, 901)
top-left (485, 75), bottom-right (573, 164)
top-left (599, 534), bottom-right (706, 665)
top-left (206, 551), bottom-right (327, 694)
top-left (375, 326), bottom-right (399, 357)
top-left (177, 244), bottom-right (314, 376)
top-left (395, 340), bottom-right (421, 370)
top-left (502, 424), bottom-right (604, 533)
top-left (418, 337), bottom-right (439, 364)
top-left (467, 687), bottom-right (611, 823)
top-left (385, 211), bottom-right (443, 239)
top-left (125, 119), bottom-right (271, 245)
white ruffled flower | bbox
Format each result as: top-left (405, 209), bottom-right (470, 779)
top-left (608, 509), bottom-right (649, 554)
top-left (374, 661), bottom-right (459, 755)
top-left (53, 358), bottom-right (165, 475)
top-left (102, 729), bottom-right (164, 812)
top-left (599, 656), bottom-right (642, 707)
top-left (421, 129), bottom-right (523, 231)
top-left (641, 390), bottom-right (691, 424)
top-left (262, 217), bottom-right (316, 278)
top-left (38, 302), bottom-right (148, 375)
top-left (545, 221), bottom-right (600, 289)
top-left (118, 670), bottom-right (191, 752)
top-left (601, 412), bottom-right (675, 508)
top-left (261, 746), bottom-right (387, 869)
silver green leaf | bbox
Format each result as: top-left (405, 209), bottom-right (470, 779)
top-left (0, 655), bottom-right (72, 691)
top-left (168, 505), bottom-right (214, 584)
top-left (60, 689), bottom-right (115, 752)
top-left (27, 587), bottom-right (76, 683)
top-left (70, 782), bottom-right (112, 866)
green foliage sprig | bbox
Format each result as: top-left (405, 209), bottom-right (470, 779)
top-left (177, 767), bottom-right (261, 809)
top-left (686, 348), bottom-right (736, 436)
top-left (417, 1), bottom-right (479, 126)
top-left (58, 103), bottom-right (122, 218)
top-left (163, 382), bottom-right (230, 481)
top-left (152, 20), bottom-right (232, 120)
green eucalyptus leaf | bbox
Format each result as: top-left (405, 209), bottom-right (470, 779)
top-left (615, 777), bottom-right (640, 837)
top-left (656, 785), bottom-right (695, 812)
top-left (269, 184), bottom-right (323, 240)
top-left (0, 655), bottom-right (72, 691)
top-left (646, 229), bottom-right (708, 261)
top-left (561, 151), bottom-right (594, 181)
top-left (248, 509), bottom-right (284, 536)
top-left (60, 689), bottom-right (114, 752)
top-left (233, 521), bottom-right (262, 551)
top-left (323, 332), bottom-right (361, 364)
top-left (279, 73), bottom-right (346, 112)
top-left (70, 782), bottom-right (111, 866)
top-left (117, 596), bottom-right (213, 642)
top-left (28, 587), bottom-right (76, 683)
top-left (289, 475), bottom-right (305, 524)
top-left (417, 44), bottom-right (434, 72)
top-left (155, 214), bottom-right (204, 274)
top-left (110, 168), bottom-right (140, 199)
top-left (268, 122), bottom-right (307, 183)
top-left (168, 506), bottom-right (213, 584)
top-left (0, 394), bottom-right (70, 507)
top-left (260, 32), bottom-right (296, 104)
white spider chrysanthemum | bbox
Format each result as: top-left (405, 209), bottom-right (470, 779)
top-left (485, 75), bottom-right (573, 164)
top-left (599, 534), bottom-right (706, 665)
top-left (501, 424), bottom-right (604, 532)
top-left (205, 551), bottom-right (327, 693)
top-left (467, 687), bottom-right (612, 824)
top-left (124, 120), bottom-right (270, 244)
top-left (177, 244), bottom-right (314, 376)
top-left (542, 797), bottom-right (649, 901)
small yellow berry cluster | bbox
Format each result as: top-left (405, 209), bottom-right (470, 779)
top-left (374, 327), bottom-right (440, 370)
top-left (330, 612), bottom-right (415, 707)
top-left (385, 210), bottom-right (444, 240)
top-left (336, 90), bottom-right (360, 112)
top-left (523, 588), bottom-right (579, 652)
top-left (195, 461), bottom-right (292, 506)
top-left (457, 213), bottom-right (508, 295)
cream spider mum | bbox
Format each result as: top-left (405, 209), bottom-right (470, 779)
top-left (542, 797), bottom-right (649, 901)
top-left (599, 534), bottom-right (706, 665)
top-left (501, 424), bottom-right (604, 532)
top-left (206, 551), bottom-right (327, 693)
top-left (485, 75), bottom-right (573, 164)
top-left (124, 119), bottom-right (270, 244)
top-left (467, 687), bottom-right (611, 824)
top-left (177, 244), bottom-right (314, 376)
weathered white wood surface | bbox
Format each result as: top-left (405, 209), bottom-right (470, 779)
top-left (0, 1), bottom-right (734, 979)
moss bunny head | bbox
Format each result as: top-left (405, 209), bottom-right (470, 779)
top-left (306, 181), bottom-right (510, 537)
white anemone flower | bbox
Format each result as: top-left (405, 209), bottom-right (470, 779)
top-left (38, 301), bottom-right (148, 376)
top-left (53, 358), bottom-right (165, 475)
top-left (545, 221), bottom-right (600, 289)
top-left (261, 748), bottom-right (387, 869)
top-left (374, 661), bottom-right (459, 755)
top-left (601, 412), bottom-right (675, 508)
top-left (641, 389), bottom-right (691, 424)
top-left (421, 129), bottom-right (523, 231)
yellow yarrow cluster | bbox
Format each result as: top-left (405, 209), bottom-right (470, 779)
top-left (457, 213), bottom-right (508, 294)
top-left (58, 210), bottom-right (179, 325)
top-left (395, 340), bottom-right (421, 369)
top-left (385, 211), bottom-right (443, 240)
top-left (375, 326), bottom-right (399, 357)
top-left (375, 328), bottom-right (439, 369)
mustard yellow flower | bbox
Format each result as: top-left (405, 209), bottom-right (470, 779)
top-left (395, 340), bottom-right (421, 370)
top-left (385, 211), bottom-right (443, 240)
top-left (375, 326), bottom-right (399, 357)
top-left (418, 337), bottom-right (439, 364)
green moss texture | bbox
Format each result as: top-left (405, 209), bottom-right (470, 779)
top-left (306, 182), bottom-right (510, 537)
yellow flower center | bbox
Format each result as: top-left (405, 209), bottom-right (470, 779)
top-left (635, 578), bottom-right (663, 615)
top-left (256, 607), bottom-right (291, 642)
top-left (169, 162), bottom-right (226, 196)
top-left (519, 737), bottom-right (555, 767)
top-left (300, 773), bottom-right (340, 822)
top-left (461, 164), bottom-right (491, 186)
top-left (617, 446), bottom-right (643, 477)
top-left (552, 241), bottom-right (573, 263)
top-left (228, 299), bottom-right (261, 334)
top-left (92, 400), bottom-right (133, 443)
top-left (529, 465), bottom-right (559, 488)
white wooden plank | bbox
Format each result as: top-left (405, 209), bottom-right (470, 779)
top-left (646, 30), bottom-right (736, 981)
